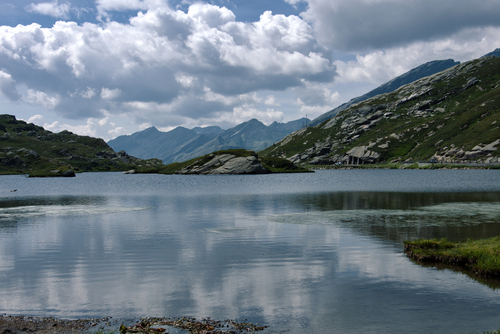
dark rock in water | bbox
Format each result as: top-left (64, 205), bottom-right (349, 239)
top-left (62, 169), bottom-right (76, 177)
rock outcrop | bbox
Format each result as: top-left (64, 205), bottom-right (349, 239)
top-left (176, 153), bottom-right (270, 175)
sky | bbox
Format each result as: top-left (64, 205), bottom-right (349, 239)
top-left (0, 0), bottom-right (499, 141)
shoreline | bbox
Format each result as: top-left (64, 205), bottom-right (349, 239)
top-left (0, 315), bottom-right (268, 334)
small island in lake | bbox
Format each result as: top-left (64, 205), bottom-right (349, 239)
top-left (154, 149), bottom-right (311, 175)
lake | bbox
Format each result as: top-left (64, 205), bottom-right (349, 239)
top-left (1, 169), bottom-right (500, 333)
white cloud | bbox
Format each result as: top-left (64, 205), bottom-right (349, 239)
top-left (28, 114), bottom-right (45, 125)
top-left (27, 90), bottom-right (60, 109)
top-left (81, 87), bottom-right (96, 99)
top-left (264, 95), bottom-right (280, 106)
top-left (26, 0), bottom-right (71, 19)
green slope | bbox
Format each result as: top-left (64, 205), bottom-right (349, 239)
top-left (260, 56), bottom-right (500, 165)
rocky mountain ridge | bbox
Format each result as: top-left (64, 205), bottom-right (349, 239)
top-left (260, 56), bottom-right (500, 165)
top-left (309, 59), bottom-right (460, 127)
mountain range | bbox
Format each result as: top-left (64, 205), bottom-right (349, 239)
top-left (110, 57), bottom-right (466, 164)
top-left (108, 118), bottom-right (308, 164)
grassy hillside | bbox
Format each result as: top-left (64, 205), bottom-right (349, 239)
top-left (0, 115), bottom-right (163, 176)
top-left (261, 56), bottom-right (500, 165)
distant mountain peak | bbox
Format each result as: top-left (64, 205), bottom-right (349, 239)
top-left (482, 48), bottom-right (500, 58)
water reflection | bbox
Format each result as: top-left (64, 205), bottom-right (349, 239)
top-left (1, 171), bottom-right (500, 334)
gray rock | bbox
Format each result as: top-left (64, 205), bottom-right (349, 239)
top-left (179, 154), bottom-right (235, 174)
top-left (176, 153), bottom-right (270, 175)
top-left (209, 156), bottom-right (270, 175)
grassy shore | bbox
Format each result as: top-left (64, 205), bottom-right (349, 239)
top-left (309, 162), bottom-right (500, 170)
top-left (404, 237), bottom-right (500, 278)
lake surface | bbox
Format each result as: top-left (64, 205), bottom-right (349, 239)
top-left (1, 169), bottom-right (500, 333)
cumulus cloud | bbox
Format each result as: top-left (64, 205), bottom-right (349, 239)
top-left (27, 114), bottom-right (45, 125)
top-left (297, 0), bottom-right (500, 52)
top-left (26, 0), bottom-right (71, 19)
top-left (0, 2), bottom-right (335, 129)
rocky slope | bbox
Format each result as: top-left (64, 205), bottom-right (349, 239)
top-left (108, 118), bottom-right (308, 164)
top-left (0, 115), bottom-right (163, 176)
top-left (309, 59), bottom-right (460, 127)
top-left (260, 56), bottom-right (500, 165)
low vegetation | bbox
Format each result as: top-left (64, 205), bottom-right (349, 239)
top-left (404, 237), bottom-right (500, 278)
